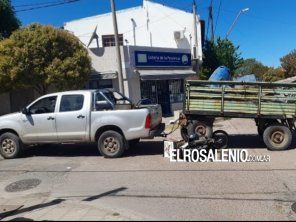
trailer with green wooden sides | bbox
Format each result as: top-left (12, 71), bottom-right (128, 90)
top-left (179, 80), bottom-right (296, 150)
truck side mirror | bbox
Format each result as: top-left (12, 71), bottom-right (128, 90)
top-left (95, 101), bottom-right (113, 110)
top-left (21, 107), bottom-right (30, 115)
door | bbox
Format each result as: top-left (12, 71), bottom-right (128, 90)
top-left (55, 94), bottom-right (88, 142)
top-left (21, 96), bottom-right (58, 143)
top-left (141, 80), bottom-right (172, 116)
top-left (156, 80), bottom-right (171, 116)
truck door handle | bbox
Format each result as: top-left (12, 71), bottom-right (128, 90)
top-left (77, 115), bottom-right (85, 119)
top-left (47, 116), bottom-right (55, 120)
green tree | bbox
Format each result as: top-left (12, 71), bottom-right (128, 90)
top-left (235, 58), bottom-right (269, 80)
top-left (280, 49), bottom-right (296, 78)
top-left (0, 23), bottom-right (91, 94)
top-left (200, 37), bottom-right (243, 79)
top-left (262, 68), bottom-right (285, 82)
top-left (0, 0), bottom-right (20, 39)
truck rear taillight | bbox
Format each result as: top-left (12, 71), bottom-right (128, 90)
top-left (145, 114), bottom-right (152, 129)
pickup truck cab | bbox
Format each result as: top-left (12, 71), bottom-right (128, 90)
top-left (0, 89), bottom-right (163, 159)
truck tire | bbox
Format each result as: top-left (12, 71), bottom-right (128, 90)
top-left (0, 132), bottom-right (22, 159)
top-left (263, 124), bottom-right (292, 151)
top-left (98, 130), bottom-right (125, 158)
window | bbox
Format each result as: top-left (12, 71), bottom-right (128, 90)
top-left (60, 95), bottom-right (84, 112)
top-left (88, 79), bottom-right (112, 89)
top-left (95, 92), bottom-right (113, 111)
top-left (102, 34), bottom-right (123, 47)
top-left (29, 96), bottom-right (57, 114)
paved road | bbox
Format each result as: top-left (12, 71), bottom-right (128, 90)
top-left (0, 118), bottom-right (296, 220)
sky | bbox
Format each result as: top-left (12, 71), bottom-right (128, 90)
top-left (11, 0), bottom-right (296, 68)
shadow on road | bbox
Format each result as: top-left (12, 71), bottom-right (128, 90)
top-left (228, 134), bottom-right (296, 150)
top-left (21, 141), bottom-right (165, 158)
top-left (20, 134), bottom-right (296, 158)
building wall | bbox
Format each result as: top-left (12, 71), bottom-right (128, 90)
top-left (64, 0), bottom-right (202, 60)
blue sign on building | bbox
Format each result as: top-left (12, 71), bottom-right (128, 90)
top-left (135, 51), bottom-right (191, 67)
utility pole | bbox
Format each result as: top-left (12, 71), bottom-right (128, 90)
top-left (192, 0), bottom-right (199, 74)
top-left (209, 0), bottom-right (214, 42)
top-left (110, 0), bottom-right (124, 94)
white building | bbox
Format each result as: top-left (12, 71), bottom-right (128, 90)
top-left (63, 0), bottom-right (203, 115)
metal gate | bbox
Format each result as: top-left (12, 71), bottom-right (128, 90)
top-left (140, 80), bottom-right (171, 116)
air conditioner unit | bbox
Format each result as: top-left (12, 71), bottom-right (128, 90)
top-left (174, 31), bottom-right (184, 40)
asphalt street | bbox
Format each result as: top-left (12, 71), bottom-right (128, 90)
top-left (0, 118), bottom-right (296, 220)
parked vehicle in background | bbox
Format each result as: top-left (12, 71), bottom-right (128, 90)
top-left (180, 80), bottom-right (296, 151)
top-left (0, 89), bottom-right (163, 159)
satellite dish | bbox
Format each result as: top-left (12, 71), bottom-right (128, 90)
top-left (87, 25), bottom-right (99, 48)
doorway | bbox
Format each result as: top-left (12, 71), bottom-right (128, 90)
top-left (140, 80), bottom-right (171, 116)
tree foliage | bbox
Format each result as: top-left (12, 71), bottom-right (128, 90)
top-left (262, 68), bottom-right (285, 82)
top-left (200, 37), bottom-right (243, 79)
top-left (0, 0), bottom-right (20, 39)
top-left (235, 58), bottom-right (269, 81)
top-left (280, 49), bottom-right (296, 78)
top-left (0, 24), bottom-right (91, 94)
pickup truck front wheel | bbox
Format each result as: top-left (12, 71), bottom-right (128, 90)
top-left (98, 131), bottom-right (125, 158)
top-left (0, 133), bottom-right (22, 159)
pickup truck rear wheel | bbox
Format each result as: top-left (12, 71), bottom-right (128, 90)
top-left (0, 133), bottom-right (22, 159)
top-left (263, 124), bottom-right (292, 151)
top-left (98, 131), bottom-right (125, 158)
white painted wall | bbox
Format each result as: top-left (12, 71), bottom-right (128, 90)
top-left (64, 0), bottom-right (202, 60)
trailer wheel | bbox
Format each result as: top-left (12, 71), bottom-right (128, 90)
top-left (0, 133), bottom-right (22, 159)
top-left (183, 121), bottom-right (213, 141)
top-left (263, 124), bottom-right (292, 151)
top-left (191, 120), bottom-right (213, 138)
top-left (98, 130), bottom-right (125, 158)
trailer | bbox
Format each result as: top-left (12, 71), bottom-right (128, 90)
top-left (180, 80), bottom-right (296, 150)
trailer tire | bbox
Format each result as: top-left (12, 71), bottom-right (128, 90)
top-left (0, 132), bottom-right (22, 159)
top-left (263, 124), bottom-right (292, 151)
top-left (182, 121), bottom-right (213, 141)
top-left (98, 130), bottom-right (125, 158)
top-left (190, 120), bottom-right (213, 138)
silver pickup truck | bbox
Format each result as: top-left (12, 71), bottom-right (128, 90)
top-left (0, 89), bottom-right (163, 159)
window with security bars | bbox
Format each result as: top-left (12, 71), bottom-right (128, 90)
top-left (140, 80), bottom-right (157, 104)
top-left (102, 34), bottom-right (123, 47)
top-left (169, 79), bottom-right (184, 103)
top-left (140, 79), bottom-right (184, 104)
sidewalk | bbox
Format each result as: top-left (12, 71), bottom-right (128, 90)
top-left (0, 197), bottom-right (143, 221)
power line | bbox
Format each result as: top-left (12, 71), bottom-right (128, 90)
top-left (15, 1), bottom-right (68, 8)
top-left (213, 0), bottom-right (221, 36)
top-left (15, 0), bottom-right (79, 12)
